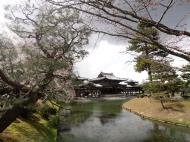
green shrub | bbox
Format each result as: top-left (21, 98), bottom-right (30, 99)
top-left (38, 104), bottom-right (57, 120)
top-left (48, 115), bottom-right (59, 128)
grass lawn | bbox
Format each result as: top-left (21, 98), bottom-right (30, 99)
top-left (0, 106), bottom-right (57, 142)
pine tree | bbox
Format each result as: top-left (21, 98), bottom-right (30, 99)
top-left (151, 60), bottom-right (181, 96)
top-left (129, 22), bottom-right (167, 81)
top-left (129, 22), bottom-right (167, 93)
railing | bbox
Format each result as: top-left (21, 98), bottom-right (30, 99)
top-left (74, 86), bottom-right (144, 98)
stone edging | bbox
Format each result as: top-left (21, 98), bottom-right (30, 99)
top-left (122, 105), bottom-right (190, 128)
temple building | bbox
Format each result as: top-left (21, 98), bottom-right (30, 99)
top-left (90, 72), bottom-right (127, 94)
top-left (75, 72), bottom-right (143, 97)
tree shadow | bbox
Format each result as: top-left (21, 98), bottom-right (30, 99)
top-left (165, 102), bottom-right (185, 112)
top-left (12, 117), bottom-right (55, 142)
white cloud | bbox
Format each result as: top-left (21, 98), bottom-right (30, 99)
top-left (74, 40), bottom-right (148, 83)
top-left (74, 36), bottom-right (189, 83)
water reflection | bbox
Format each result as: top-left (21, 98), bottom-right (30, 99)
top-left (143, 123), bottom-right (189, 142)
top-left (58, 100), bottom-right (190, 142)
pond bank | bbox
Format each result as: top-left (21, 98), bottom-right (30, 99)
top-left (58, 99), bottom-right (190, 142)
top-left (122, 98), bottom-right (190, 127)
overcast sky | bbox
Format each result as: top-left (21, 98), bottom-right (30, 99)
top-left (74, 1), bottom-right (190, 82)
top-left (0, 0), bottom-right (189, 83)
top-left (73, 34), bottom-right (149, 82)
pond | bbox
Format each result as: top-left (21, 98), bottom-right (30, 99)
top-left (57, 99), bottom-right (190, 142)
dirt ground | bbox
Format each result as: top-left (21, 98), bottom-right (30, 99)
top-left (123, 97), bottom-right (190, 125)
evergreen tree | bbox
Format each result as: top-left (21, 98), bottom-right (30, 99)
top-left (129, 22), bottom-right (167, 93)
top-left (129, 23), bottom-right (167, 81)
top-left (151, 60), bottom-right (181, 96)
top-left (181, 64), bottom-right (190, 86)
top-left (180, 64), bottom-right (190, 95)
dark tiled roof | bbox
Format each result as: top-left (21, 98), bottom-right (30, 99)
top-left (91, 72), bottom-right (127, 82)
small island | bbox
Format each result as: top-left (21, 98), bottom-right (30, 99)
top-left (123, 97), bottom-right (190, 127)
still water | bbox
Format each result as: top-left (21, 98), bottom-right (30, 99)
top-left (58, 99), bottom-right (190, 142)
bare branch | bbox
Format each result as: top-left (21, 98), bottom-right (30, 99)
top-left (157, 0), bottom-right (175, 24)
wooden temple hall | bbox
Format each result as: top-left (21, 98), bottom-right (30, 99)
top-left (75, 72), bottom-right (144, 98)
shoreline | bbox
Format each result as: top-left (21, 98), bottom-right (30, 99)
top-left (122, 98), bottom-right (190, 128)
top-left (74, 95), bottom-right (133, 103)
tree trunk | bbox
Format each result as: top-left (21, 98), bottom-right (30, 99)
top-left (145, 44), bottom-right (153, 95)
top-left (0, 92), bottom-right (39, 133)
top-left (0, 69), bottom-right (53, 133)
top-left (159, 96), bottom-right (166, 110)
top-left (171, 91), bottom-right (175, 97)
top-left (0, 106), bottom-right (24, 133)
top-left (160, 100), bottom-right (166, 109)
top-left (147, 66), bottom-right (153, 82)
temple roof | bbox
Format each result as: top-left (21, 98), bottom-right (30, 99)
top-left (98, 72), bottom-right (114, 78)
top-left (90, 72), bottom-right (127, 82)
top-left (79, 82), bottom-right (102, 88)
top-left (77, 77), bottom-right (88, 81)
